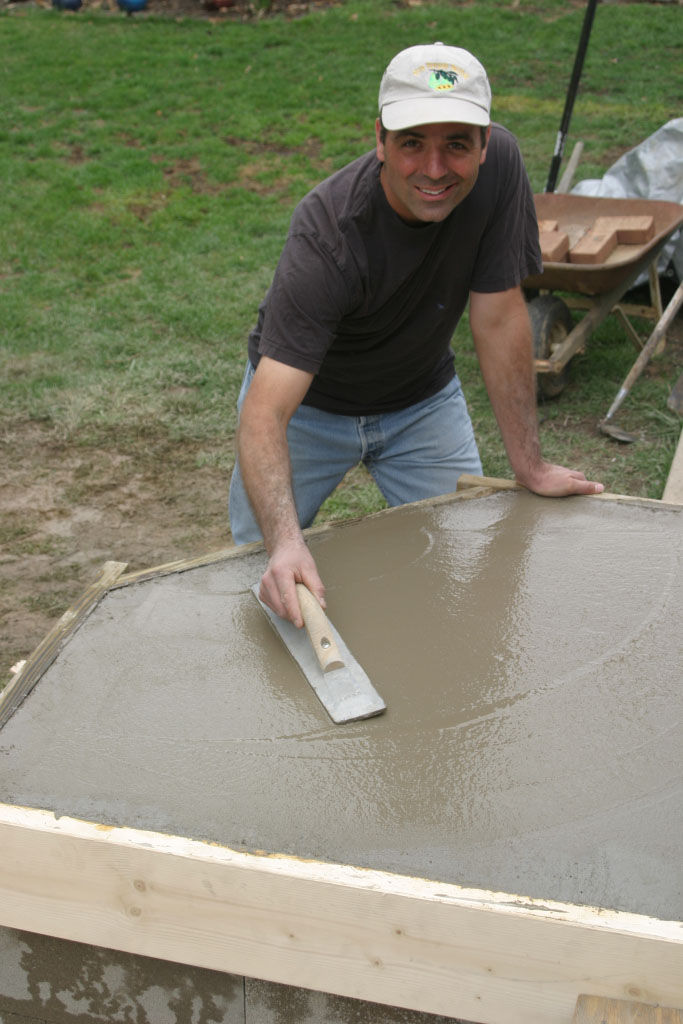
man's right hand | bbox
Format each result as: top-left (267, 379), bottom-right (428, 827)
top-left (258, 536), bottom-right (326, 628)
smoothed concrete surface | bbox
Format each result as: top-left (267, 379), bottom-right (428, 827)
top-left (1, 491), bottom-right (682, 921)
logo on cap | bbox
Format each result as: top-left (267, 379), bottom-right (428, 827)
top-left (429, 69), bottom-right (459, 91)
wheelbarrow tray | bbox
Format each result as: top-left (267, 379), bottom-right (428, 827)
top-left (524, 194), bottom-right (683, 379)
top-left (524, 194), bottom-right (683, 296)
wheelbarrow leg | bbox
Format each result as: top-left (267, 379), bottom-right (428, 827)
top-left (648, 259), bottom-right (666, 352)
top-left (534, 243), bottom-right (667, 376)
top-left (599, 278), bottom-right (683, 441)
top-left (667, 370), bottom-right (683, 416)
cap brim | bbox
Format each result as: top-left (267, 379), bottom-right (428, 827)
top-left (381, 97), bottom-right (490, 130)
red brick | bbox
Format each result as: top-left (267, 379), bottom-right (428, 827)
top-left (569, 228), bottom-right (617, 265)
top-left (593, 215), bottom-right (655, 244)
top-left (539, 230), bottom-right (570, 262)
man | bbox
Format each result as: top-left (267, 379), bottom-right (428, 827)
top-left (229, 42), bottom-right (603, 626)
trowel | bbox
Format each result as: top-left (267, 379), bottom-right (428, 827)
top-left (251, 583), bottom-right (386, 724)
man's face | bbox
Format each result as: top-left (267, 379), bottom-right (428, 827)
top-left (375, 120), bottom-right (491, 226)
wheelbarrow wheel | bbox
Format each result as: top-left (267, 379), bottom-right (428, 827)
top-left (528, 295), bottom-right (574, 400)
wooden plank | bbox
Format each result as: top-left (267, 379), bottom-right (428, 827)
top-left (0, 560), bottom-right (128, 728)
top-left (668, 371), bottom-right (683, 415)
top-left (556, 140), bottom-right (584, 194)
top-left (648, 259), bottom-right (667, 352)
top-left (662, 427), bottom-right (683, 505)
top-left (457, 474), bottom-right (521, 492)
top-left (562, 296), bottom-right (663, 323)
top-left (1, 804), bottom-right (682, 1024)
top-left (455, 474), bottom-right (677, 511)
top-left (574, 995), bottom-right (683, 1024)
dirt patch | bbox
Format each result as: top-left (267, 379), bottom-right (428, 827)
top-left (0, 423), bottom-right (234, 686)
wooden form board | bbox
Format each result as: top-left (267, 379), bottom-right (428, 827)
top-left (574, 996), bottom-right (683, 1024)
top-left (662, 427), bottom-right (683, 504)
top-left (1, 481), bottom-right (682, 1023)
top-left (1, 802), bottom-right (682, 1024)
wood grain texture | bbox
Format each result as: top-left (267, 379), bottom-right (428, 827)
top-left (295, 583), bottom-right (344, 672)
top-left (574, 995), bottom-right (683, 1024)
top-left (1, 804), bottom-right (682, 1024)
top-left (662, 427), bottom-right (683, 505)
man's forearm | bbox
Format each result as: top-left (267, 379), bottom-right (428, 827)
top-left (470, 288), bottom-right (603, 497)
top-left (238, 409), bottom-right (302, 553)
top-left (234, 357), bottom-right (326, 624)
top-left (484, 341), bottom-right (544, 487)
top-left (471, 293), bottom-right (545, 487)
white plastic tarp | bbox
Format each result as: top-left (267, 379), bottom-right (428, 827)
top-left (571, 117), bottom-right (683, 280)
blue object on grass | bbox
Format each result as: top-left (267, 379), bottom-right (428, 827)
top-left (116, 0), bottom-right (148, 13)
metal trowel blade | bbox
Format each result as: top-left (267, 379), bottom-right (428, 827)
top-left (251, 586), bottom-right (386, 724)
top-left (599, 419), bottom-right (638, 443)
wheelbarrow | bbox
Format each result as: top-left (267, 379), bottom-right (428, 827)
top-left (523, 193), bottom-right (683, 437)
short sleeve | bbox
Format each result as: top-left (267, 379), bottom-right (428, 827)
top-left (257, 231), bottom-right (359, 374)
top-left (468, 128), bottom-right (542, 294)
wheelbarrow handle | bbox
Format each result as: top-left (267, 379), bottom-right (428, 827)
top-left (603, 278), bottom-right (683, 424)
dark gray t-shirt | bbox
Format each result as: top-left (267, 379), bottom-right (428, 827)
top-left (248, 123), bottom-right (541, 416)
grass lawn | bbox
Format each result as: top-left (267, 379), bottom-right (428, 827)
top-left (1, 0), bottom-right (682, 680)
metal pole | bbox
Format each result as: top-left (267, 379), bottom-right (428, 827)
top-left (545, 0), bottom-right (599, 194)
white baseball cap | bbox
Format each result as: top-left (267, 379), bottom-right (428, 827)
top-left (379, 42), bottom-right (491, 130)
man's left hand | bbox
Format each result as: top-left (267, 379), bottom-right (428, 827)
top-left (517, 463), bottom-right (605, 498)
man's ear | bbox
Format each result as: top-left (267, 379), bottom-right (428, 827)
top-left (479, 124), bottom-right (492, 166)
top-left (375, 118), bottom-right (385, 162)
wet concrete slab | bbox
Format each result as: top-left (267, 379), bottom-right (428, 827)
top-left (1, 491), bottom-right (682, 921)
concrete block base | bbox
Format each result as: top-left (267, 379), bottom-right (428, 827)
top-left (0, 929), bottom-right (473, 1024)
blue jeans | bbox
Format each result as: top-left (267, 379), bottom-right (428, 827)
top-left (228, 362), bottom-right (482, 545)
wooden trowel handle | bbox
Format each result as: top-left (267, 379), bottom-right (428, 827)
top-left (295, 584), bottom-right (344, 673)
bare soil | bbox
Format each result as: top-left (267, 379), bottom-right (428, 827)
top-left (1, 425), bottom-right (233, 685)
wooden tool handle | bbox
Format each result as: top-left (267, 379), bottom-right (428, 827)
top-left (295, 584), bottom-right (344, 673)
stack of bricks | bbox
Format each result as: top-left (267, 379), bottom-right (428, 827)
top-left (538, 215), bottom-right (655, 265)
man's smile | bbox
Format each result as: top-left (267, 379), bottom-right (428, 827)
top-left (415, 183), bottom-right (455, 197)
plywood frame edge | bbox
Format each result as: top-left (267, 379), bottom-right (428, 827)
top-left (1, 803), bottom-right (681, 1024)
top-left (662, 426), bottom-right (683, 505)
top-left (456, 474), bottom-right (681, 509)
